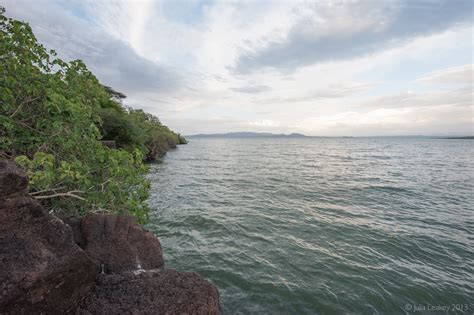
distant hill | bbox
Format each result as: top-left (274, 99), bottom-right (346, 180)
top-left (432, 136), bottom-right (474, 139)
top-left (186, 132), bottom-right (309, 138)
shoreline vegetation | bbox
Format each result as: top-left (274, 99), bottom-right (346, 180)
top-left (1, 8), bottom-right (220, 313)
top-left (0, 7), bottom-right (186, 223)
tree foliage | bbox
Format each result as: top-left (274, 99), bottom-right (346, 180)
top-left (0, 8), bottom-right (185, 222)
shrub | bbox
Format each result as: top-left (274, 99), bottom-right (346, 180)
top-left (0, 7), bottom-right (186, 222)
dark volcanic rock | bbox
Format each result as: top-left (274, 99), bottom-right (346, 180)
top-left (77, 269), bottom-right (220, 314)
top-left (0, 159), bottom-right (28, 199)
top-left (1, 160), bottom-right (220, 314)
top-left (146, 142), bottom-right (169, 161)
top-left (77, 214), bottom-right (164, 273)
top-left (167, 139), bottom-right (177, 149)
top-left (63, 216), bottom-right (87, 248)
top-left (0, 161), bottom-right (98, 313)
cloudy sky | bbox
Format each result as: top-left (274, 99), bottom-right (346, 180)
top-left (4, 0), bottom-right (473, 136)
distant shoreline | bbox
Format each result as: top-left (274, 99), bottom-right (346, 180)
top-left (186, 132), bottom-right (474, 139)
top-left (432, 136), bottom-right (474, 140)
top-left (186, 132), bottom-right (310, 138)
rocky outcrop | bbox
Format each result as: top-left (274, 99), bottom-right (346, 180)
top-left (167, 139), bottom-right (178, 149)
top-left (0, 160), bottom-right (220, 314)
top-left (0, 160), bottom-right (98, 313)
top-left (77, 270), bottom-right (220, 314)
top-left (146, 142), bottom-right (169, 161)
top-left (65, 214), bottom-right (164, 273)
top-left (177, 134), bottom-right (188, 145)
top-left (145, 135), bottom-right (187, 161)
top-left (0, 159), bottom-right (28, 198)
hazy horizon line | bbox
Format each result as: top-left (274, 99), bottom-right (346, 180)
top-left (185, 131), bottom-right (474, 138)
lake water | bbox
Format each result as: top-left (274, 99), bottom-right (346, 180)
top-left (146, 137), bottom-right (473, 314)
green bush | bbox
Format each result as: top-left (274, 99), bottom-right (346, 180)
top-left (0, 7), bottom-right (184, 222)
top-left (96, 86), bottom-right (186, 160)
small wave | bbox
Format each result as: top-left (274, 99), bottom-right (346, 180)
top-left (147, 137), bottom-right (474, 314)
top-left (356, 185), bottom-right (412, 194)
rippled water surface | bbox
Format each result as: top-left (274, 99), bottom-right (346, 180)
top-left (146, 138), bottom-right (473, 314)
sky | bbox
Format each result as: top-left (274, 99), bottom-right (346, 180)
top-left (4, 0), bottom-right (473, 136)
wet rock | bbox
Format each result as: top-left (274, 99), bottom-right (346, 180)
top-left (77, 269), bottom-right (220, 314)
top-left (77, 214), bottom-right (165, 273)
top-left (0, 160), bottom-right (98, 313)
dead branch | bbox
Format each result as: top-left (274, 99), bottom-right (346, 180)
top-left (34, 190), bottom-right (85, 201)
top-left (30, 186), bottom-right (66, 195)
top-left (10, 96), bottom-right (42, 119)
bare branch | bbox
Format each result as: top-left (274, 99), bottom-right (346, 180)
top-left (34, 190), bottom-right (86, 201)
top-left (10, 96), bottom-right (42, 118)
top-left (14, 120), bottom-right (47, 135)
top-left (101, 179), bottom-right (111, 191)
top-left (30, 186), bottom-right (66, 195)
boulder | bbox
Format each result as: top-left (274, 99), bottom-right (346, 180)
top-left (77, 269), bottom-right (220, 314)
top-left (62, 216), bottom-right (87, 248)
top-left (0, 160), bottom-right (220, 313)
top-left (71, 214), bottom-right (165, 273)
top-left (0, 159), bottom-right (28, 199)
top-left (0, 160), bottom-right (98, 313)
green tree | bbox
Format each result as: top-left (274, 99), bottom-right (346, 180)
top-left (1, 7), bottom-right (154, 222)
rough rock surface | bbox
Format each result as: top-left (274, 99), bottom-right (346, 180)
top-left (146, 142), bottom-right (170, 161)
top-left (0, 160), bottom-right (98, 313)
top-left (0, 159), bottom-right (28, 199)
top-left (1, 159), bottom-right (220, 314)
top-left (77, 269), bottom-right (220, 315)
top-left (167, 139), bottom-right (177, 149)
top-left (67, 214), bottom-right (165, 273)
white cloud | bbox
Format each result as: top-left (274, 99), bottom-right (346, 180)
top-left (3, 0), bottom-right (473, 136)
top-left (249, 120), bottom-right (279, 128)
top-left (3, 0), bottom-right (184, 96)
top-left (415, 64), bottom-right (473, 86)
top-left (235, 0), bottom-right (472, 72)
top-left (297, 87), bottom-right (473, 136)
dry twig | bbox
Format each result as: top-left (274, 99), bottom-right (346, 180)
top-left (34, 190), bottom-right (85, 201)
